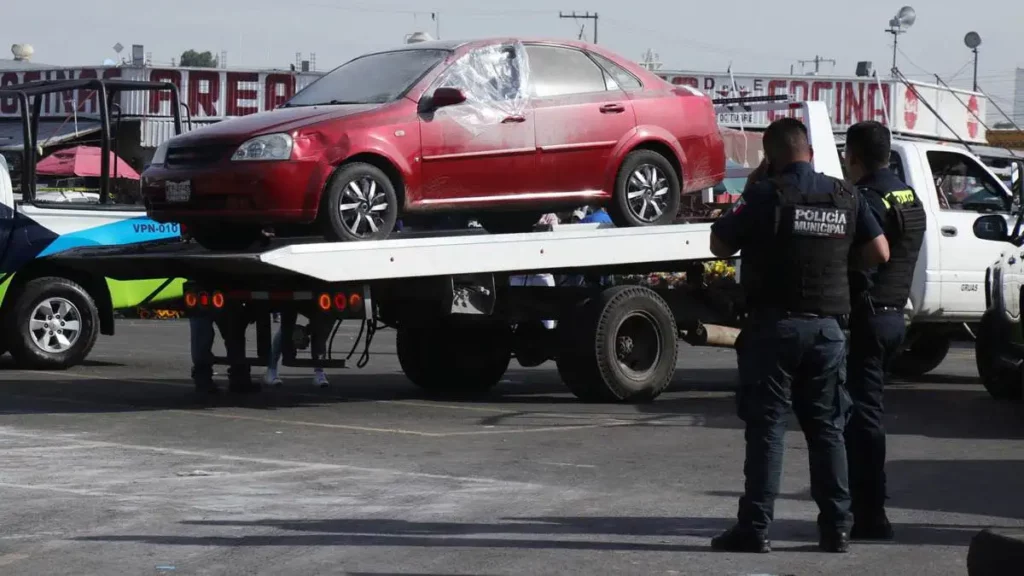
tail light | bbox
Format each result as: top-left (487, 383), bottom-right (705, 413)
top-left (184, 291), bottom-right (198, 308)
top-left (333, 293), bottom-right (347, 311)
top-left (199, 291), bottom-right (210, 307)
top-left (348, 293), bottom-right (362, 310)
top-left (211, 291), bottom-right (225, 309)
top-left (318, 293), bottom-right (332, 311)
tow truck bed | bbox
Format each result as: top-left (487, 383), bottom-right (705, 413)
top-left (49, 222), bottom-right (717, 283)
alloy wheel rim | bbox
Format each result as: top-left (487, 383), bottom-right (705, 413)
top-left (29, 297), bottom-right (82, 353)
top-left (626, 164), bottom-right (670, 222)
top-left (339, 177), bottom-right (391, 237)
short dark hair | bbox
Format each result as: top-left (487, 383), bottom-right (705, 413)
top-left (845, 121), bottom-right (891, 170)
top-left (762, 118), bottom-right (810, 165)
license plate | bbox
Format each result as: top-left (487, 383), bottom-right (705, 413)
top-left (165, 181), bottom-right (191, 203)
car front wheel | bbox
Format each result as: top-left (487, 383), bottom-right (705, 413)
top-left (323, 163), bottom-right (399, 242)
top-left (608, 149), bottom-right (681, 228)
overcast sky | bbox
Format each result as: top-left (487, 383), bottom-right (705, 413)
top-left (5, 0), bottom-right (1022, 115)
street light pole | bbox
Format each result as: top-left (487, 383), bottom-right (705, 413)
top-left (964, 31), bottom-right (982, 91)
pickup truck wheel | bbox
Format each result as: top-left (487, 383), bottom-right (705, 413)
top-left (7, 277), bottom-right (99, 370)
top-left (323, 163), bottom-right (399, 242)
top-left (608, 150), bottom-right (681, 228)
top-left (556, 286), bottom-right (678, 402)
top-left (976, 310), bottom-right (1023, 400)
top-left (396, 316), bottom-right (512, 398)
top-left (478, 212), bottom-right (542, 234)
top-left (888, 329), bottom-right (951, 379)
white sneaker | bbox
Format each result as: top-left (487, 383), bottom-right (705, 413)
top-left (312, 371), bottom-right (329, 389)
top-left (262, 370), bottom-right (283, 387)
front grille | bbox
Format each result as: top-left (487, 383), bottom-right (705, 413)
top-left (165, 144), bottom-right (230, 168)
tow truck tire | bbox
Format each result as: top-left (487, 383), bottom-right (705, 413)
top-left (556, 286), bottom-right (678, 402)
top-left (608, 149), bottom-right (681, 228)
top-left (967, 529), bottom-right (1024, 576)
top-left (322, 163), bottom-right (399, 242)
top-left (6, 277), bottom-right (99, 370)
top-left (396, 316), bottom-right (512, 398)
top-left (888, 329), bottom-right (951, 379)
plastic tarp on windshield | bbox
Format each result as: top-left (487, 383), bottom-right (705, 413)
top-left (432, 41), bottom-right (531, 135)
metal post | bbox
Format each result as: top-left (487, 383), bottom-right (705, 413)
top-left (972, 47), bottom-right (979, 91)
top-left (97, 83), bottom-right (111, 205)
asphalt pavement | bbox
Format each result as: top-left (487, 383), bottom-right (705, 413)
top-left (1, 319), bottom-right (1023, 576)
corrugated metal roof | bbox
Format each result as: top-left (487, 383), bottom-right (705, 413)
top-left (0, 118), bottom-right (102, 151)
top-left (139, 118), bottom-right (218, 148)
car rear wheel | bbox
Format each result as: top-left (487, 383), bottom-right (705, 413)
top-left (608, 149), bottom-right (681, 228)
top-left (323, 163), bottom-right (399, 242)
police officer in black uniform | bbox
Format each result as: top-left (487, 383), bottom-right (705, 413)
top-left (843, 120), bottom-right (925, 541)
top-left (709, 118), bottom-right (890, 554)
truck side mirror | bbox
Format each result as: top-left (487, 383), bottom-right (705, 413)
top-left (973, 214), bottom-right (1009, 242)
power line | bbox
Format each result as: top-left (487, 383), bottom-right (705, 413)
top-left (558, 11), bottom-right (598, 44)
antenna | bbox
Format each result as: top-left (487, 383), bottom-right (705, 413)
top-left (885, 6), bottom-right (916, 76)
top-left (797, 55), bottom-right (836, 75)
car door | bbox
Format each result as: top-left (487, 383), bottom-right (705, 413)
top-left (526, 44), bottom-right (637, 196)
top-left (925, 149), bottom-right (1016, 316)
top-left (418, 43), bottom-right (537, 205)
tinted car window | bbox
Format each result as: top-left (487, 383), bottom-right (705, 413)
top-left (286, 49), bottom-right (448, 107)
top-left (589, 52), bottom-right (642, 90)
top-left (525, 45), bottom-right (608, 98)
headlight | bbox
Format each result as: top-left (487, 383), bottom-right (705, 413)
top-left (151, 141), bottom-right (169, 166)
top-left (231, 133), bottom-right (294, 161)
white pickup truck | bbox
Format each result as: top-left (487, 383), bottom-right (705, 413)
top-left (824, 138), bottom-right (1018, 377)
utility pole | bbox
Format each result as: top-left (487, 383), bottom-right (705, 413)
top-left (797, 55), bottom-right (836, 75)
top-left (559, 11), bottom-right (598, 44)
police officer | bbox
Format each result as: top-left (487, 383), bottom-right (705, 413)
top-left (709, 117), bottom-right (890, 554)
top-left (843, 120), bottom-right (925, 541)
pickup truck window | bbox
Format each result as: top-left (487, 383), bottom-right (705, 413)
top-left (926, 150), bottom-right (1010, 214)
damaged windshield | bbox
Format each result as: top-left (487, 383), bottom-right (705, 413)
top-left (285, 49), bottom-right (449, 107)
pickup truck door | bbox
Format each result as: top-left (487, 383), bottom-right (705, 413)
top-left (919, 148), bottom-right (1015, 317)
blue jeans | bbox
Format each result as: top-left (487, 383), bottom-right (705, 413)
top-left (190, 316), bottom-right (215, 382)
top-left (845, 308), bottom-right (905, 518)
top-left (734, 314), bottom-right (853, 533)
top-left (268, 311), bottom-right (328, 371)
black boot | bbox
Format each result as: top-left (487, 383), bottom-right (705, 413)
top-left (818, 530), bottom-right (851, 553)
top-left (852, 512), bottom-right (894, 541)
top-left (191, 367), bottom-right (218, 395)
top-left (711, 525), bottom-right (771, 553)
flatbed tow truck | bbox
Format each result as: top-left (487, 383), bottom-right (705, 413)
top-left (43, 98), bottom-right (832, 402)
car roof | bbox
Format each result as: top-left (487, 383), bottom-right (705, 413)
top-left (371, 37), bottom-right (601, 56)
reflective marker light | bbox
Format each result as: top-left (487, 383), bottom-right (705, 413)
top-left (334, 293), bottom-right (347, 311)
top-left (348, 293), bottom-right (362, 309)
top-left (199, 292), bottom-right (209, 307)
top-left (212, 292), bottom-right (225, 309)
top-left (318, 293), bottom-right (332, 311)
top-left (184, 292), bottom-right (197, 308)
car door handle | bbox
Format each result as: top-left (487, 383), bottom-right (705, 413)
top-left (600, 103), bottom-right (625, 113)
top-left (501, 115), bottom-right (526, 123)
top-left (941, 226), bottom-right (957, 237)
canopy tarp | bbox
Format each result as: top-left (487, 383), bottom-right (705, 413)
top-left (36, 145), bottom-right (140, 180)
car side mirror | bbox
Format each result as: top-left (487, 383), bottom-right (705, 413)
top-left (419, 87), bottom-right (466, 113)
top-left (973, 214), bottom-right (1009, 242)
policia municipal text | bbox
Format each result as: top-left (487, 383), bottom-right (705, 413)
top-left (708, 118), bottom-right (890, 553)
top-left (842, 121), bottom-right (925, 540)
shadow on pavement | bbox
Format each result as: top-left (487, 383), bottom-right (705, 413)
top-left (707, 459), bottom-right (1024, 523)
top-left (74, 515), bottom-right (985, 550)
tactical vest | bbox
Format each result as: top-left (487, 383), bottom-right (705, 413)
top-left (860, 183), bottom-right (927, 307)
top-left (742, 176), bottom-right (858, 317)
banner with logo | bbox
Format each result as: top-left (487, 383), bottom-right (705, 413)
top-left (658, 71), bottom-right (987, 144)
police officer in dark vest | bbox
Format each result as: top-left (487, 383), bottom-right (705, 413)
top-left (842, 120), bottom-right (925, 541)
top-left (709, 117), bottom-right (890, 554)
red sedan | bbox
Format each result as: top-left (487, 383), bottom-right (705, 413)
top-left (142, 38), bottom-right (725, 248)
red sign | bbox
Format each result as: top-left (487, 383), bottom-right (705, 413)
top-left (660, 73), bottom-right (892, 128)
top-left (0, 66), bottom-right (321, 119)
top-left (967, 95), bottom-right (980, 139)
top-left (904, 88), bottom-right (918, 130)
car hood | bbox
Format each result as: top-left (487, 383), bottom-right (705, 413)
top-left (170, 104), bottom-right (385, 145)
